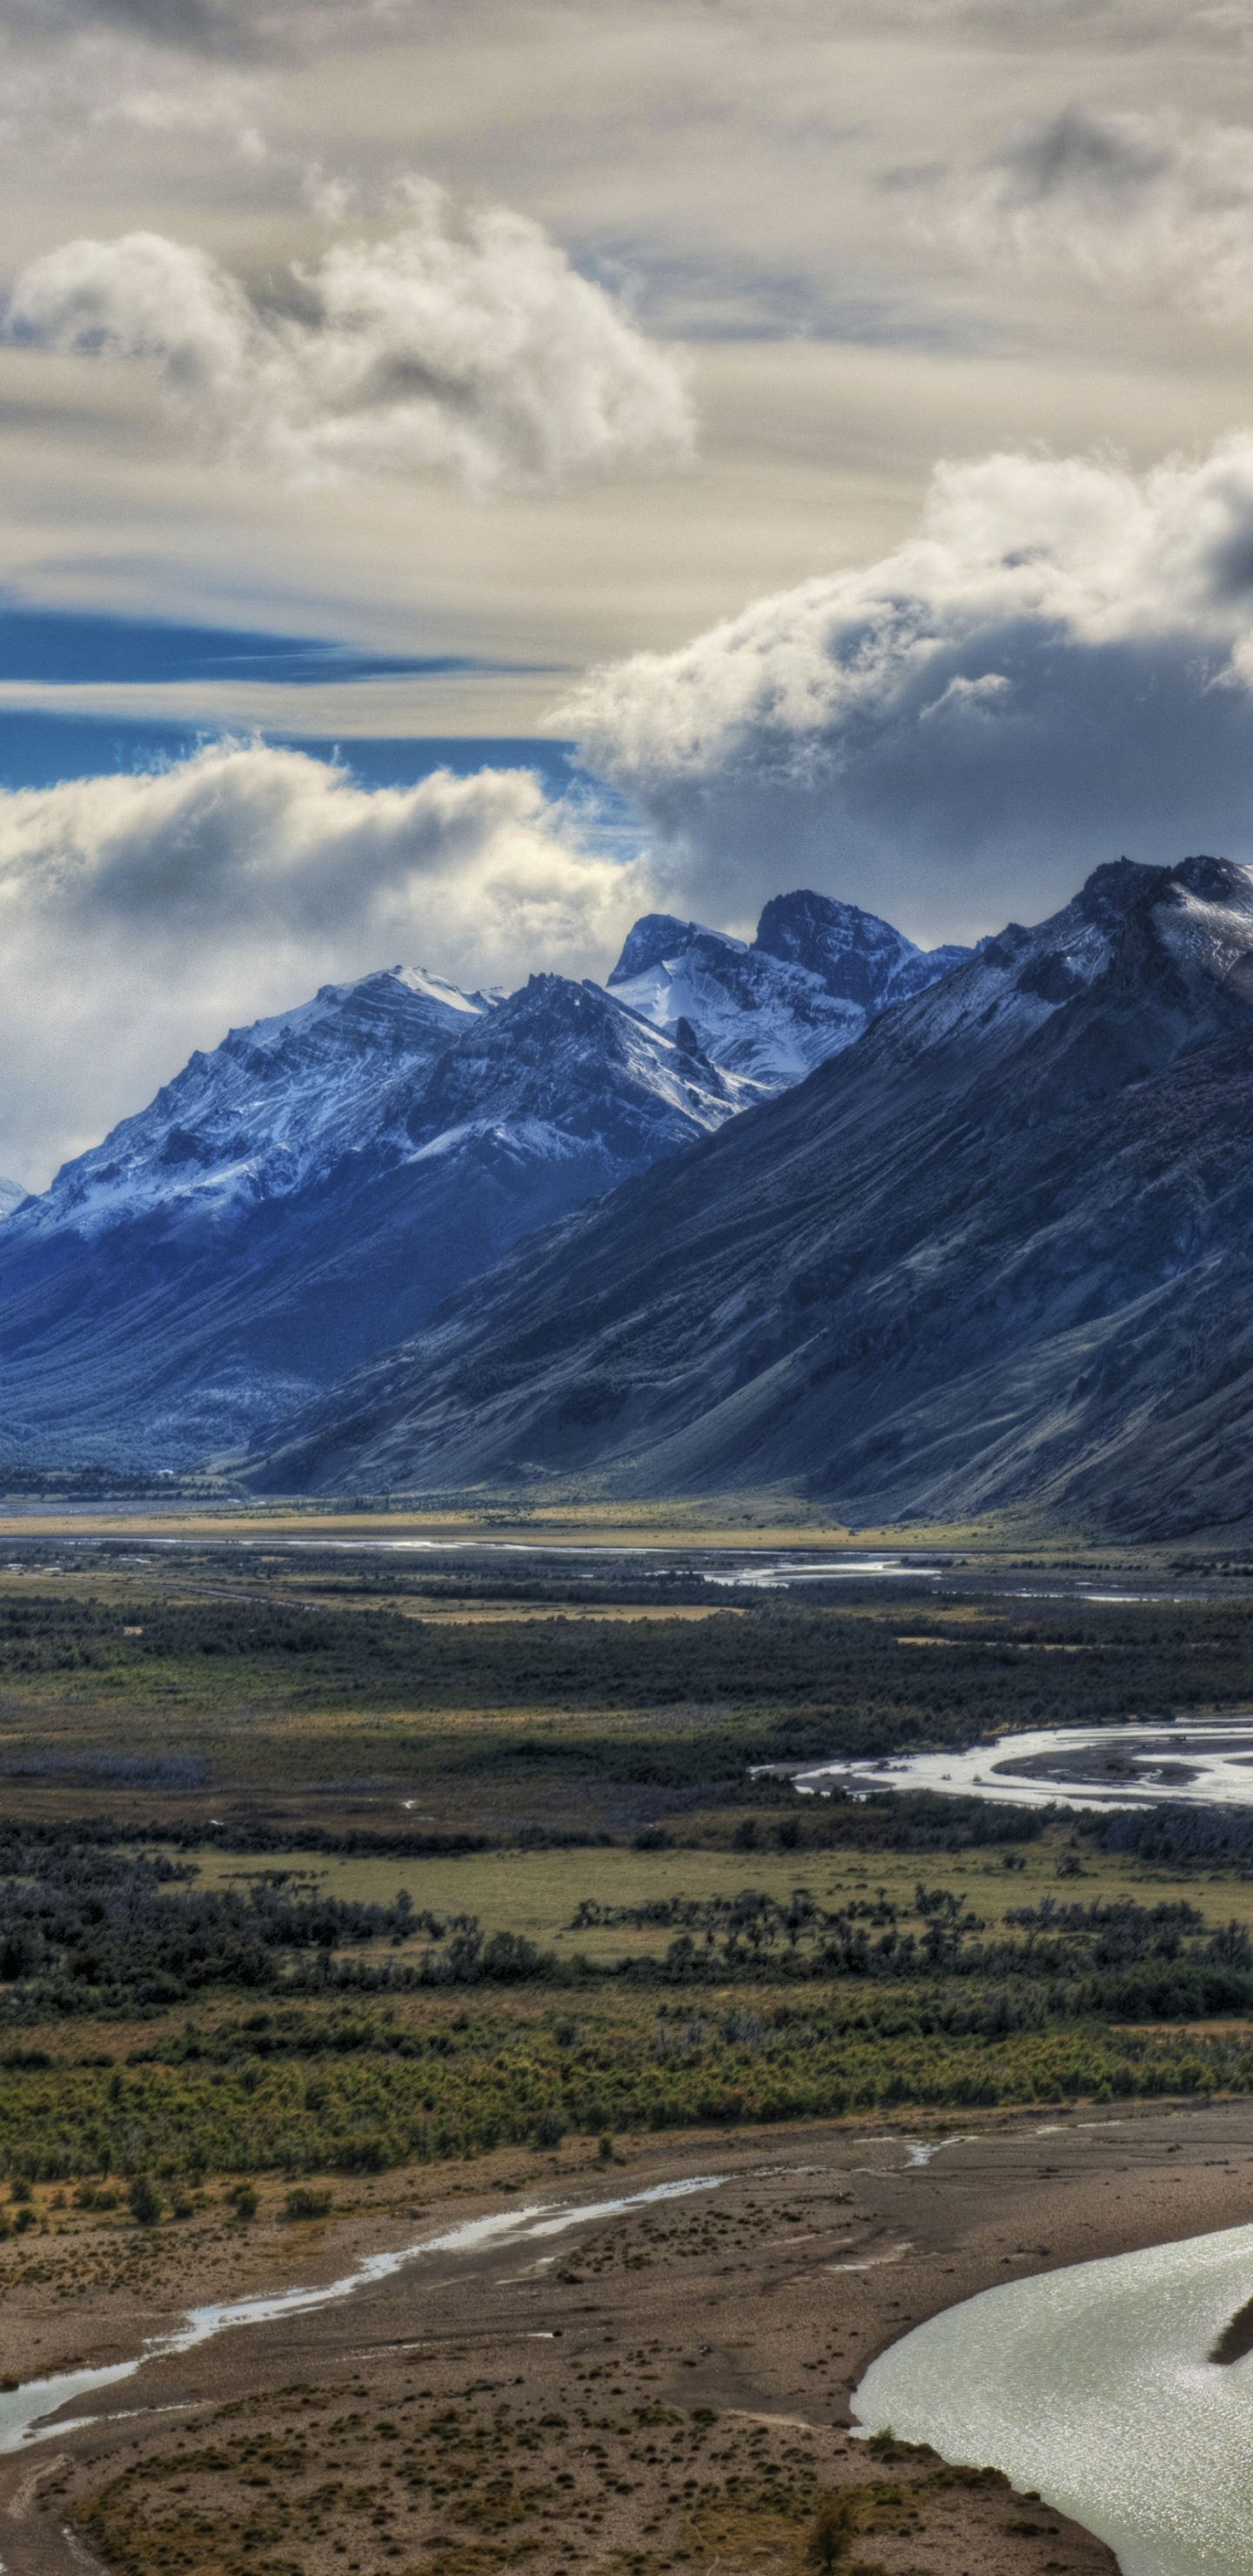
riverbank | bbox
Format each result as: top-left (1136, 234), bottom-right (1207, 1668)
top-left (5, 2100), bottom-right (1252, 2576)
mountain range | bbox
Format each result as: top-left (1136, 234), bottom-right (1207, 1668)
top-left (0, 889), bottom-right (956, 1466)
top-left (246, 855), bottom-right (1253, 1540)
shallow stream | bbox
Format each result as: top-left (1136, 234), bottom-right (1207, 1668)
top-left (0, 2172), bottom-right (725, 2457)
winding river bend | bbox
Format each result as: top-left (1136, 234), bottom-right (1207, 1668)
top-left (855, 2218), bottom-right (1253, 2576)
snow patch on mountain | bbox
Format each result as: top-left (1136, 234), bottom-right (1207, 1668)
top-left (7, 952), bottom-right (754, 1261)
top-left (607, 889), bottom-right (971, 1091)
top-left (17, 966), bottom-right (492, 1239)
top-left (891, 857), bottom-right (1168, 1062)
top-left (1149, 853), bottom-right (1253, 984)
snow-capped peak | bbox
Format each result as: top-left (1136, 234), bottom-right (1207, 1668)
top-left (607, 913), bottom-right (734, 985)
top-left (880, 854), bottom-right (1253, 1070)
top-left (19, 964), bottom-right (493, 1238)
top-left (605, 889), bottom-right (970, 1093)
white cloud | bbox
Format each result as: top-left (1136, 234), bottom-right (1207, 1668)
top-left (563, 436), bottom-right (1253, 938)
top-left (6, 189), bottom-right (695, 493)
top-left (0, 741), bottom-right (656, 1188)
top-left (938, 105), bottom-right (1253, 317)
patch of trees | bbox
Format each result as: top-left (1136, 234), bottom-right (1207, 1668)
top-left (7, 1808), bottom-right (1253, 2023)
top-left (1082, 1801), bottom-right (1253, 1871)
top-left (573, 1880), bottom-right (1253, 2018)
top-left (0, 1593), bottom-right (1250, 1741)
top-left (0, 1828), bottom-right (457, 2015)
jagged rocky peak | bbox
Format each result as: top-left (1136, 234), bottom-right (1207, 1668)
top-left (606, 913), bottom-right (726, 986)
top-left (995, 854), bottom-right (1253, 997)
top-left (753, 888), bottom-right (969, 1009)
top-left (1168, 852), bottom-right (1253, 912)
top-left (411, 970), bottom-right (751, 1143)
top-left (605, 887), bottom-right (970, 1093)
top-left (22, 963), bottom-right (493, 1235)
top-left (1145, 854), bottom-right (1253, 985)
top-left (882, 852), bottom-right (1253, 1072)
top-left (218, 963), bottom-right (488, 1071)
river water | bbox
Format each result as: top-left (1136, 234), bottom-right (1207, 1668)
top-left (854, 2219), bottom-right (1253, 2576)
top-left (796, 1715), bottom-right (1253, 1812)
top-left (0, 2173), bottom-right (726, 2457)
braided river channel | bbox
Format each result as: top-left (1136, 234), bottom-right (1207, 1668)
top-left (855, 2218), bottom-right (1253, 2576)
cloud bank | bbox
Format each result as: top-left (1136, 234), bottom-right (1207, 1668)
top-left (0, 742), bottom-right (654, 1189)
top-left (941, 105), bottom-right (1253, 315)
top-left (565, 437), bottom-right (1253, 938)
top-left (7, 190), bottom-right (695, 492)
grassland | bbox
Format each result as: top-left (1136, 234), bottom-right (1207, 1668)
top-left (167, 1834), bottom-right (1253, 1952)
top-left (1, 1536), bottom-right (1253, 2201)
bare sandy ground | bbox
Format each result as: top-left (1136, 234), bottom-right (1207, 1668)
top-left (5, 2101), bottom-right (1253, 2576)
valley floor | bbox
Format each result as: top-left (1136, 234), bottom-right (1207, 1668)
top-left (16, 2101), bottom-right (1252, 2576)
top-left (5, 1527), bottom-right (1253, 2576)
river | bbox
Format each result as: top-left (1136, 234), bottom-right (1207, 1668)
top-left (854, 2217), bottom-right (1253, 2576)
top-left (796, 1715), bottom-right (1253, 1811)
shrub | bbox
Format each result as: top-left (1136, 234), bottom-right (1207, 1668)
top-left (284, 2187), bottom-right (332, 2220)
top-left (128, 2175), bottom-right (161, 2226)
top-left (807, 2490), bottom-right (862, 2571)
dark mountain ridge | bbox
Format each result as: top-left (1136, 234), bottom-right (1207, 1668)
top-left (246, 855), bottom-right (1253, 1536)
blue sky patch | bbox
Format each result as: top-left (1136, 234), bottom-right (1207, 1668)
top-left (0, 600), bottom-right (549, 688)
top-left (0, 708), bottom-right (576, 793)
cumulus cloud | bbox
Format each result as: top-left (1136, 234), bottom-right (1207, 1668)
top-left (0, 741), bottom-right (655, 1188)
top-left (6, 189), bottom-right (695, 492)
top-left (564, 437), bottom-right (1253, 938)
top-left (938, 104), bottom-right (1253, 316)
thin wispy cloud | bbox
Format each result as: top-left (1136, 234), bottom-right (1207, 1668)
top-left (17, 2), bottom-right (1253, 55)
top-left (929, 105), bottom-right (1253, 317)
top-left (8, 188), bottom-right (696, 493)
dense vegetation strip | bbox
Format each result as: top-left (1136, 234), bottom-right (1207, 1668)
top-left (2, 2002), bottom-right (1250, 2185)
top-left (1, 1593), bottom-right (1251, 1741)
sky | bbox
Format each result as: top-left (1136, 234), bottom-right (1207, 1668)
top-left (9, 0), bottom-right (1253, 1180)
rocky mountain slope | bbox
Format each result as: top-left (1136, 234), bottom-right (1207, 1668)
top-left (247, 856), bottom-right (1253, 1538)
top-left (0, 886), bottom-right (955, 1468)
top-left (0, 966), bottom-right (754, 1465)
top-left (607, 891), bottom-right (968, 1090)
